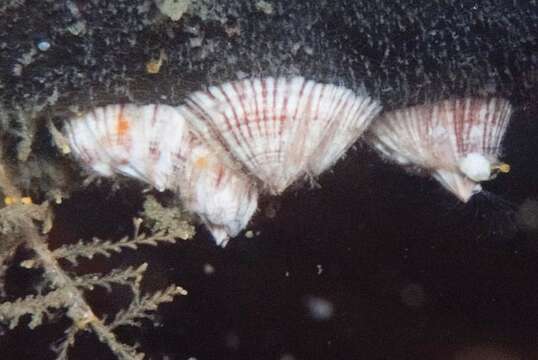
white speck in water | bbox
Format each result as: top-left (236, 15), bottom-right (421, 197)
top-left (203, 263), bottom-right (215, 275)
top-left (280, 353), bottom-right (296, 360)
top-left (225, 331), bottom-right (240, 349)
top-left (400, 283), bottom-right (426, 308)
top-left (517, 198), bottom-right (538, 231)
top-left (189, 36), bottom-right (203, 48)
top-left (304, 295), bottom-right (334, 321)
top-left (37, 40), bottom-right (50, 51)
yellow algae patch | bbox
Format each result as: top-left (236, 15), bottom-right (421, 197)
top-left (4, 196), bottom-right (32, 205)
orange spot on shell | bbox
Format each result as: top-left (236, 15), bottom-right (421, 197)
top-left (194, 156), bottom-right (208, 169)
top-left (117, 114), bottom-right (130, 137)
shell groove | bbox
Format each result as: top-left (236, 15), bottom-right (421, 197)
top-left (179, 77), bottom-right (381, 194)
top-left (65, 104), bottom-right (258, 246)
top-left (367, 97), bottom-right (513, 202)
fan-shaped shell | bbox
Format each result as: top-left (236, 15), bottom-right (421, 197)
top-left (307, 86), bottom-right (382, 176)
top-left (367, 98), bottom-right (513, 202)
top-left (64, 104), bottom-right (258, 246)
top-left (179, 77), bottom-right (381, 194)
top-left (64, 104), bottom-right (189, 191)
top-left (174, 136), bottom-right (258, 246)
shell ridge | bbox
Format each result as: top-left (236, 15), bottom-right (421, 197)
top-left (493, 99), bottom-right (512, 154)
top-left (307, 88), bottom-right (353, 174)
top-left (116, 105), bottom-right (165, 186)
top-left (182, 95), bottom-right (238, 170)
top-left (84, 107), bottom-right (115, 175)
top-left (66, 120), bottom-right (92, 166)
top-left (116, 105), bottom-right (167, 186)
top-left (149, 105), bottom-right (189, 190)
top-left (121, 104), bottom-right (153, 183)
top-left (278, 77), bottom-right (298, 190)
top-left (65, 120), bottom-right (85, 160)
top-left (287, 79), bottom-right (314, 188)
top-left (490, 99), bottom-right (505, 153)
top-left (290, 79), bottom-right (316, 182)
top-left (225, 80), bottom-right (264, 180)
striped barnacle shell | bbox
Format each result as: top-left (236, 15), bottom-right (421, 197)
top-left (306, 85), bottom-right (382, 176)
top-left (64, 104), bottom-right (258, 246)
top-left (179, 77), bottom-right (381, 194)
top-left (367, 98), bottom-right (513, 202)
top-left (173, 136), bottom-right (258, 246)
top-left (64, 104), bottom-right (189, 191)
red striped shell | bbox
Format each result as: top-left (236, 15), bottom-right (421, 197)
top-left (64, 77), bottom-right (380, 245)
top-left (179, 77), bottom-right (381, 194)
top-left (367, 98), bottom-right (513, 202)
top-left (173, 134), bottom-right (258, 246)
top-left (64, 104), bottom-right (258, 246)
top-left (65, 104), bottom-right (189, 191)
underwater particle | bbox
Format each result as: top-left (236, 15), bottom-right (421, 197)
top-left (12, 63), bottom-right (23, 76)
top-left (399, 282), bottom-right (426, 308)
top-left (280, 353), bottom-right (295, 360)
top-left (279, 354), bottom-right (296, 360)
top-left (244, 230), bottom-right (254, 238)
top-left (12, 47), bottom-right (37, 76)
top-left (517, 198), bottom-right (538, 231)
top-left (224, 331), bottom-right (240, 350)
top-left (66, 21), bottom-right (86, 36)
top-left (66, 0), bottom-right (81, 17)
top-left (155, 0), bottom-right (190, 21)
top-left (223, 22), bottom-right (241, 38)
top-left (304, 295), bottom-right (334, 321)
top-left (189, 36), bottom-right (203, 48)
top-left (179, 76), bottom-right (382, 194)
top-left (146, 49), bottom-right (166, 74)
top-left (255, 1), bottom-right (273, 15)
top-left (453, 344), bottom-right (519, 360)
top-left (203, 263), bottom-right (215, 275)
top-left (36, 38), bottom-right (51, 51)
top-left (263, 201), bottom-right (279, 219)
top-left (367, 98), bottom-right (513, 202)
top-left (303, 45), bottom-right (314, 56)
